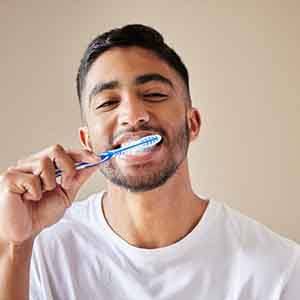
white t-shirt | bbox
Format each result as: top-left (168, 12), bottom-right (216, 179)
top-left (30, 192), bottom-right (300, 299)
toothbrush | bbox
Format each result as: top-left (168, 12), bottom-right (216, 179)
top-left (55, 134), bottom-right (162, 178)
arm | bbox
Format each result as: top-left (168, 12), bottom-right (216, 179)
top-left (0, 145), bottom-right (99, 300)
top-left (0, 238), bottom-right (34, 300)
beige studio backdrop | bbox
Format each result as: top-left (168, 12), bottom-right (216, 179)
top-left (0, 1), bottom-right (299, 242)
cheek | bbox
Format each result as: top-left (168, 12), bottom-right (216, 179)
top-left (88, 122), bottom-right (112, 151)
top-left (157, 116), bottom-right (185, 147)
top-left (86, 107), bottom-right (118, 148)
top-left (158, 102), bottom-right (186, 129)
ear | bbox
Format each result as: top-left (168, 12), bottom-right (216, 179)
top-left (78, 126), bottom-right (93, 151)
top-left (187, 107), bottom-right (201, 141)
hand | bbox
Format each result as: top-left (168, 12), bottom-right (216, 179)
top-left (0, 144), bottom-right (99, 245)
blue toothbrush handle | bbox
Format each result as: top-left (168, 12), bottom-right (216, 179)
top-left (55, 153), bottom-right (111, 178)
top-left (55, 134), bottom-right (161, 178)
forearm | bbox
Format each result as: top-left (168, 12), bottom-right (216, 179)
top-left (0, 238), bottom-right (34, 300)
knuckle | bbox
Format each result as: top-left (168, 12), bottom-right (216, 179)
top-left (51, 144), bottom-right (64, 154)
top-left (37, 159), bottom-right (44, 172)
top-left (39, 156), bottom-right (51, 169)
top-left (28, 174), bottom-right (41, 187)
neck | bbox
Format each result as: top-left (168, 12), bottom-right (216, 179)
top-left (102, 161), bottom-right (208, 249)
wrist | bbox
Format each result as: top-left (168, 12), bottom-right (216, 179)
top-left (0, 237), bottom-right (34, 261)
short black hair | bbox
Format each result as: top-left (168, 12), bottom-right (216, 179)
top-left (76, 24), bottom-right (191, 116)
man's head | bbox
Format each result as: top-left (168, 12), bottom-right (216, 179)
top-left (77, 24), bottom-right (201, 192)
top-left (77, 24), bottom-right (191, 119)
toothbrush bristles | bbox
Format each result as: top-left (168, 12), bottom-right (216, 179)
top-left (116, 134), bottom-right (161, 156)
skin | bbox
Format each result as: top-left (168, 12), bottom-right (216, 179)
top-left (0, 146), bottom-right (99, 299)
top-left (79, 46), bottom-right (208, 249)
top-left (0, 45), bottom-right (208, 299)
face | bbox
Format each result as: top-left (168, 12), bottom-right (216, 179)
top-left (79, 46), bottom-right (200, 192)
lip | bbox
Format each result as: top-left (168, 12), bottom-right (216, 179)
top-left (112, 131), bottom-right (160, 148)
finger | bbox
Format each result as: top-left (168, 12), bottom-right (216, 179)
top-left (25, 145), bottom-right (99, 164)
top-left (3, 170), bottom-right (43, 201)
top-left (50, 145), bottom-right (77, 190)
top-left (38, 157), bottom-right (57, 191)
top-left (20, 144), bottom-right (66, 162)
top-left (21, 174), bottom-right (43, 201)
top-left (17, 146), bottom-right (100, 190)
top-left (54, 148), bottom-right (99, 189)
top-left (16, 156), bottom-right (57, 192)
top-left (62, 163), bottom-right (99, 200)
top-left (65, 149), bottom-right (100, 164)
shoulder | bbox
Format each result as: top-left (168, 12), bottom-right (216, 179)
top-left (217, 201), bottom-right (300, 286)
top-left (221, 202), bottom-right (299, 255)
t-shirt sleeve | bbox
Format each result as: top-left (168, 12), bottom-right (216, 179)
top-left (280, 250), bottom-right (300, 299)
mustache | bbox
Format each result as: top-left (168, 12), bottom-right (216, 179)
top-left (109, 124), bottom-right (167, 146)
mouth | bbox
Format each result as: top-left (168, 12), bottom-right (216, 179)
top-left (113, 134), bottom-right (165, 163)
top-left (112, 132), bottom-right (164, 150)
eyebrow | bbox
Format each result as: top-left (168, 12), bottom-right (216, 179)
top-left (88, 73), bottom-right (174, 108)
top-left (88, 80), bottom-right (120, 107)
top-left (134, 73), bottom-right (174, 89)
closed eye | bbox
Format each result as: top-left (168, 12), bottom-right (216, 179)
top-left (96, 100), bottom-right (119, 110)
top-left (143, 93), bottom-right (168, 101)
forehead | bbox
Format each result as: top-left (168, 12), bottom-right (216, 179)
top-left (84, 46), bottom-right (185, 96)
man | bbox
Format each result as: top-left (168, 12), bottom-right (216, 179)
top-left (0, 24), bottom-right (299, 299)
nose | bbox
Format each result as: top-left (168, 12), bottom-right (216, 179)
top-left (118, 94), bottom-right (150, 127)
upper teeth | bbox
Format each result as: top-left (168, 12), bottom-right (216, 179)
top-left (121, 139), bottom-right (140, 147)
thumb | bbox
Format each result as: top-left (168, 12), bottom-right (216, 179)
top-left (63, 164), bottom-right (99, 200)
